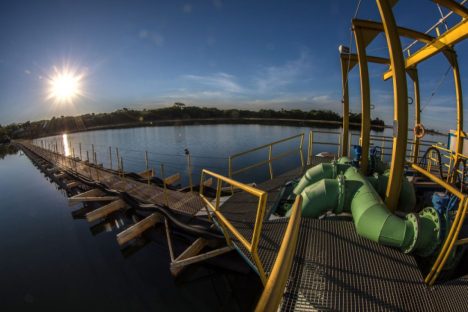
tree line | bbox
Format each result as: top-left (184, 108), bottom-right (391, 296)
top-left (1, 103), bottom-right (386, 139)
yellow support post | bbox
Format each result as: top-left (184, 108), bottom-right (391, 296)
top-left (377, 0), bottom-right (408, 212)
top-left (407, 68), bottom-right (421, 164)
top-left (340, 56), bottom-right (352, 157)
top-left (353, 23), bottom-right (371, 174)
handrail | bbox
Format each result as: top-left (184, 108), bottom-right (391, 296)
top-left (199, 169), bottom-right (269, 284)
top-left (411, 163), bottom-right (468, 285)
top-left (229, 133), bottom-right (304, 180)
top-left (255, 195), bottom-right (302, 312)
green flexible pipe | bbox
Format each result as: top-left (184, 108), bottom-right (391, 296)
top-left (298, 166), bottom-right (440, 256)
top-left (294, 161), bottom-right (350, 195)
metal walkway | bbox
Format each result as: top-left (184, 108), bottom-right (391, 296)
top-left (220, 168), bottom-right (468, 311)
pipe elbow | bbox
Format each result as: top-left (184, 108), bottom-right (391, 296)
top-left (296, 179), bottom-right (340, 218)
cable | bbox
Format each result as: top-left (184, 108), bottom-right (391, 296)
top-left (420, 64), bottom-right (452, 113)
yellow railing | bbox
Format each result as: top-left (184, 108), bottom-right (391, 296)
top-left (411, 163), bottom-right (468, 285)
top-left (255, 195), bottom-right (302, 311)
top-left (199, 169), bottom-right (269, 284)
top-left (349, 132), bottom-right (439, 160)
top-left (307, 130), bottom-right (341, 165)
top-left (228, 133), bottom-right (305, 180)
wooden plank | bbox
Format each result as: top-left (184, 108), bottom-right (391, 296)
top-left (164, 172), bottom-right (181, 185)
top-left (86, 199), bottom-right (127, 222)
top-left (69, 196), bottom-right (120, 204)
top-left (116, 213), bottom-right (162, 245)
top-left (54, 172), bottom-right (66, 179)
top-left (66, 181), bottom-right (80, 189)
top-left (138, 169), bottom-right (153, 179)
top-left (71, 188), bottom-right (104, 198)
top-left (169, 238), bottom-right (207, 276)
top-left (171, 246), bottom-right (233, 270)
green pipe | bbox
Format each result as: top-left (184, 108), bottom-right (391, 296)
top-left (297, 166), bottom-right (440, 256)
top-left (293, 161), bottom-right (350, 195)
top-left (368, 171), bottom-right (416, 213)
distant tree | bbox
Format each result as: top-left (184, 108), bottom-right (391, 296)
top-left (173, 102), bottom-right (186, 109)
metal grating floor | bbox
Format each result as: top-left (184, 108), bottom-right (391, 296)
top-left (220, 166), bottom-right (468, 312)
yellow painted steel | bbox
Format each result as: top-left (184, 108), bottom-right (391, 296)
top-left (353, 22), bottom-right (371, 174)
top-left (199, 169), bottom-right (268, 284)
top-left (353, 19), bottom-right (435, 45)
top-left (447, 51), bottom-right (464, 183)
top-left (340, 56), bottom-right (351, 157)
top-left (229, 133), bottom-right (305, 180)
top-left (432, 0), bottom-right (468, 18)
top-left (255, 195), bottom-right (302, 312)
top-left (383, 18), bottom-right (468, 80)
top-left (407, 68), bottom-right (421, 163)
top-left (377, 0), bottom-right (409, 212)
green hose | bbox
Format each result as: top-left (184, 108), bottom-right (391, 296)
top-left (298, 165), bottom-right (441, 256)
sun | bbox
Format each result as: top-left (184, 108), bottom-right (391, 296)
top-left (47, 66), bottom-right (85, 103)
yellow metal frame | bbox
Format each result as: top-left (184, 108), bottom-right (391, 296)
top-left (199, 169), bottom-right (269, 284)
top-left (228, 133), bottom-right (305, 180)
top-left (254, 195), bottom-right (302, 312)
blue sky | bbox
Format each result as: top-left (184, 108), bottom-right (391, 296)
top-left (0, 0), bottom-right (466, 131)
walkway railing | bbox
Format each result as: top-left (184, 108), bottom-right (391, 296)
top-left (199, 169), bottom-right (269, 284)
top-left (228, 133), bottom-right (305, 180)
top-left (255, 195), bottom-right (302, 311)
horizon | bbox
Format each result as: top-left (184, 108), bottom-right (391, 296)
top-left (1, 0), bottom-right (467, 132)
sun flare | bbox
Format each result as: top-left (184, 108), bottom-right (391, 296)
top-left (47, 66), bottom-right (85, 103)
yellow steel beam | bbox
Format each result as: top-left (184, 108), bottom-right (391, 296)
top-left (407, 68), bottom-right (421, 163)
top-left (341, 53), bottom-right (390, 65)
top-left (432, 0), bottom-right (468, 18)
top-left (340, 57), bottom-right (351, 157)
top-left (384, 19), bottom-right (468, 80)
top-left (353, 19), bottom-right (435, 47)
top-left (377, 0), bottom-right (408, 212)
top-left (354, 27), bottom-right (371, 174)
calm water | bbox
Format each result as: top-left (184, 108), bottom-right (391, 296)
top-left (36, 124), bottom-right (446, 185)
top-left (0, 145), bottom-right (260, 311)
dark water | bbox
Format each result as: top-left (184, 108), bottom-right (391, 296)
top-left (0, 146), bottom-right (260, 311)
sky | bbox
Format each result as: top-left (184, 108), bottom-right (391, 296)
top-left (0, 0), bottom-right (467, 131)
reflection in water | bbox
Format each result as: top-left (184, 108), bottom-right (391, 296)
top-left (0, 144), bottom-right (18, 160)
top-left (62, 133), bottom-right (71, 156)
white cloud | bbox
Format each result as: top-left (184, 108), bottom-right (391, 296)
top-left (182, 72), bottom-right (244, 93)
top-left (254, 51), bottom-right (311, 92)
top-left (24, 69), bottom-right (31, 75)
top-left (139, 29), bottom-right (164, 47)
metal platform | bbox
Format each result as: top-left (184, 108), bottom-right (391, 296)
top-left (221, 168), bottom-right (468, 311)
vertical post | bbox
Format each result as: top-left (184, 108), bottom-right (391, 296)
top-left (91, 144), bottom-right (95, 163)
top-left (94, 152), bottom-right (99, 181)
top-left (340, 56), bottom-right (352, 157)
top-left (109, 146), bottom-right (113, 170)
top-left (79, 143), bottom-right (82, 160)
top-left (337, 135), bottom-right (341, 157)
top-left (381, 140), bottom-right (385, 161)
top-left (377, 0), bottom-right (409, 212)
top-left (299, 133), bottom-right (305, 167)
top-left (145, 150), bottom-right (149, 171)
top-left (407, 68), bottom-right (421, 164)
top-left (443, 50), bottom-right (464, 183)
top-left (120, 157), bottom-right (124, 180)
top-left (307, 131), bottom-right (313, 165)
top-left (86, 150), bottom-right (89, 163)
top-left (185, 150), bottom-right (193, 192)
top-left (116, 148), bottom-right (120, 170)
top-left (160, 164), bottom-right (169, 206)
top-left (268, 144), bottom-right (274, 180)
top-left (353, 24), bottom-right (371, 175)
